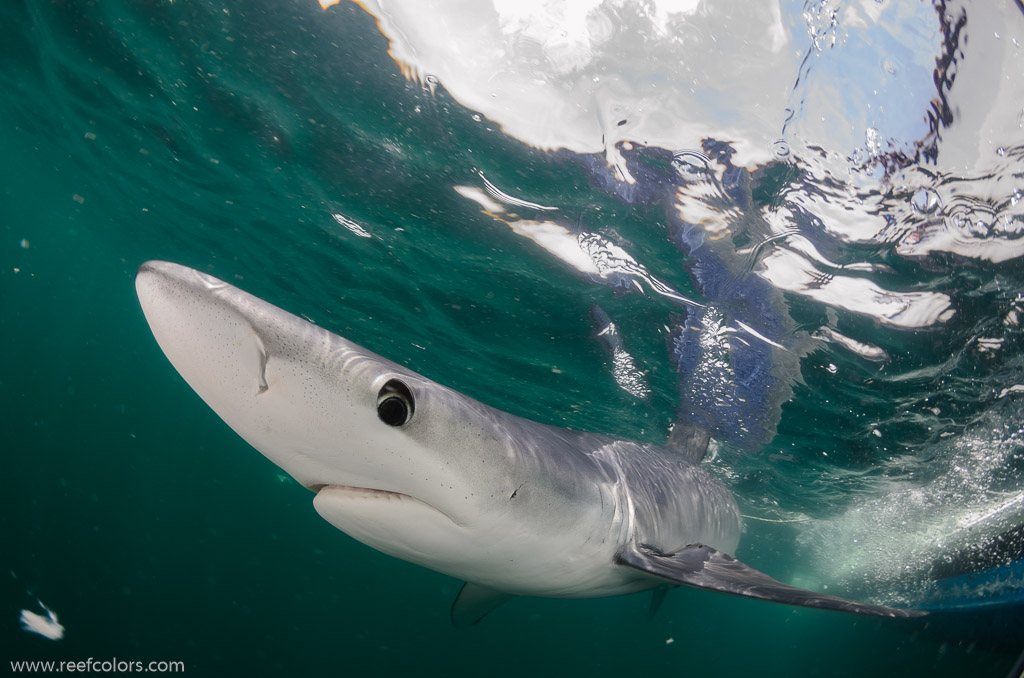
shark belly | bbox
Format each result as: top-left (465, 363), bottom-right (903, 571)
top-left (313, 484), bottom-right (649, 598)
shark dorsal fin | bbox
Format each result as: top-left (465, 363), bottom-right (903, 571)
top-left (666, 422), bottom-right (711, 464)
top-left (450, 583), bottom-right (516, 628)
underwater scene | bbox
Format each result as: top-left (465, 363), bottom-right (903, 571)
top-left (3, 0), bottom-right (1024, 675)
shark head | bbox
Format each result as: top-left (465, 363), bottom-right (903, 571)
top-left (135, 261), bottom-right (638, 597)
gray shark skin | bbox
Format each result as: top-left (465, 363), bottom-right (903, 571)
top-left (135, 261), bottom-right (923, 624)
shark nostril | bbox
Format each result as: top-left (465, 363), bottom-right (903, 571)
top-left (377, 378), bottom-right (414, 426)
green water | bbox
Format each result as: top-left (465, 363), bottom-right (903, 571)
top-left (3, 0), bottom-right (1023, 675)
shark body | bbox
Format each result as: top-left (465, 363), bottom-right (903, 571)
top-left (135, 260), bottom-right (922, 623)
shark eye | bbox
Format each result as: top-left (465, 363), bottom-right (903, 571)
top-left (377, 379), bottom-right (414, 426)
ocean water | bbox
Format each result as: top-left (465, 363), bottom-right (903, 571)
top-left (3, 0), bottom-right (1024, 675)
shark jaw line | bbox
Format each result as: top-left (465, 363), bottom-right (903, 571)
top-left (311, 484), bottom-right (461, 525)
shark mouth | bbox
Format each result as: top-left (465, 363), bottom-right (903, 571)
top-left (310, 484), bottom-right (459, 524)
top-left (313, 485), bottom-right (409, 501)
top-left (309, 484), bottom-right (411, 500)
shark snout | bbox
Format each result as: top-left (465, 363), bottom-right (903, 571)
top-left (137, 261), bottom-right (273, 402)
top-left (135, 261), bottom-right (465, 505)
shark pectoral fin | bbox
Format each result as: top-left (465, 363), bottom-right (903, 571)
top-left (450, 583), bottom-right (516, 628)
top-left (618, 543), bottom-right (927, 619)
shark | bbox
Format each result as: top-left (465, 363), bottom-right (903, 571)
top-left (135, 260), bottom-right (923, 624)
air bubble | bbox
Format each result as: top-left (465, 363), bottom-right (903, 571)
top-left (671, 150), bottom-right (711, 181)
top-left (423, 74), bottom-right (439, 95)
top-left (864, 127), bottom-right (881, 155)
top-left (911, 188), bottom-right (939, 214)
top-left (771, 139), bottom-right (791, 160)
top-left (966, 217), bottom-right (990, 238)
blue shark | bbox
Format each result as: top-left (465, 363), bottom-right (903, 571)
top-left (135, 260), bottom-right (923, 624)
